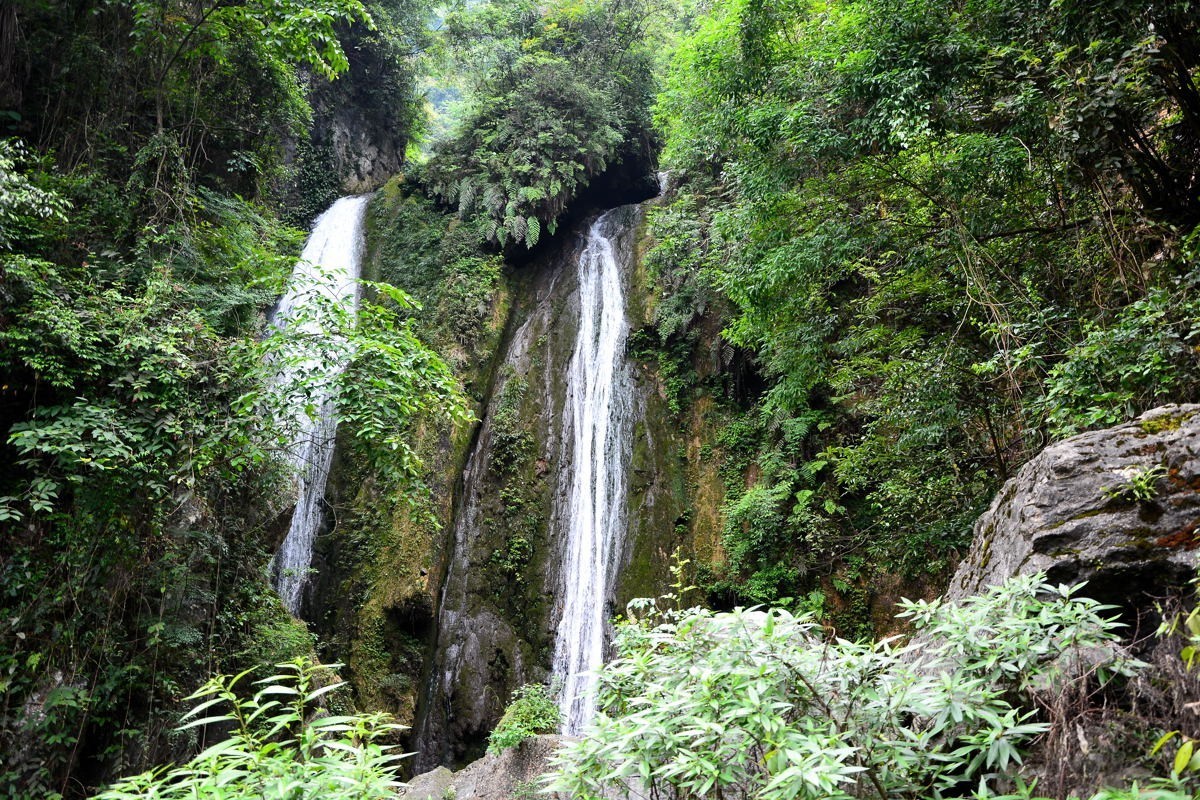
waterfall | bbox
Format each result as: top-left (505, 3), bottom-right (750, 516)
top-left (415, 206), bottom-right (641, 766)
top-left (269, 195), bottom-right (370, 616)
top-left (551, 209), bottom-right (635, 734)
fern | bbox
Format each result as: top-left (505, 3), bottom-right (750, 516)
top-left (483, 183), bottom-right (506, 214)
top-left (505, 213), bottom-right (528, 244)
top-left (458, 177), bottom-right (477, 212)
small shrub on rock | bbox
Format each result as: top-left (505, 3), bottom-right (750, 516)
top-left (488, 683), bottom-right (561, 754)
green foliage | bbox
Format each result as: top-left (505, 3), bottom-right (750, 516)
top-left (1152, 574), bottom-right (1200, 787)
top-left (338, 282), bottom-right (472, 482)
top-left (367, 183), bottom-right (505, 362)
top-left (0, 137), bottom-right (453, 794)
top-left (93, 658), bottom-right (406, 799)
top-left (1034, 282), bottom-right (1200, 437)
top-left (550, 574), bottom-right (1140, 800)
top-left (631, 188), bottom-right (722, 414)
top-left (0, 140), bottom-right (69, 250)
top-left (490, 367), bottom-right (533, 472)
top-left (487, 683), bottom-right (561, 754)
top-left (420, 0), bottom-right (661, 246)
top-left (643, 0), bottom-right (1200, 607)
top-left (0, 158), bottom-right (303, 796)
top-left (9, 0), bottom-right (412, 211)
top-left (1101, 464), bottom-right (1169, 504)
top-left (1081, 786), bottom-right (1196, 800)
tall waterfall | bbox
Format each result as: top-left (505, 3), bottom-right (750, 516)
top-left (415, 206), bottom-right (643, 767)
top-left (269, 195), bottom-right (370, 616)
top-left (551, 209), bottom-right (635, 734)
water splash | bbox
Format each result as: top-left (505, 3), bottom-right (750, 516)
top-left (551, 209), bottom-right (635, 733)
top-left (269, 195), bottom-right (370, 616)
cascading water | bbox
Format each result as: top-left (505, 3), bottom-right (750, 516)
top-left (551, 209), bottom-right (635, 734)
top-left (269, 195), bottom-right (370, 616)
top-left (415, 205), bottom-right (644, 767)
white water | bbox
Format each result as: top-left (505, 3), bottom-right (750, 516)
top-left (269, 195), bottom-right (370, 616)
top-left (551, 210), bottom-right (635, 734)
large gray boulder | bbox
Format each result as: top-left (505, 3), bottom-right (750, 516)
top-left (944, 406), bottom-right (1200, 797)
top-left (947, 405), bottom-right (1200, 608)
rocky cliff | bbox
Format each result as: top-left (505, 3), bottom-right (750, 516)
top-left (414, 202), bottom-right (688, 768)
top-left (947, 404), bottom-right (1200, 797)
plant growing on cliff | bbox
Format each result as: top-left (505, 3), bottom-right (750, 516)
top-left (1101, 464), bottom-right (1169, 504)
top-left (255, 276), bottom-right (470, 487)
top-left (94, 658), bottom-right (406, 799)
top-left (488, 683), bottom-right (561, 754)
top-left (420, 0), bottom-right (660, 247)
top-left (549, 574), bottom-right (1139, 800)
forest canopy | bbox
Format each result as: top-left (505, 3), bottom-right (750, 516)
top-left (641, 0), bottom-right (1200, 609)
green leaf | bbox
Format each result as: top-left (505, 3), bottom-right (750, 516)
top-left (1149, 730), bottom-right (1177, 756)
top-left (1173, 740), bottom-right (1194, 776)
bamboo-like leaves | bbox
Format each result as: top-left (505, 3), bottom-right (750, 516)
top-left (94, 658), bottom-right (408, 799)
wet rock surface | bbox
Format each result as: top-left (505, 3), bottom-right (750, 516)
top-left (948, 404), bottom-right (1200, 610)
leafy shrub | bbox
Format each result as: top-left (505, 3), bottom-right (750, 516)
top-left (94, 658), bottom-right (405, 800)
top-left (421, 0), bottom-right (657, 247)
top-left (550, 574), bottom-right (1141, 800)
top-left (1035, 281), bottom-right (1200, 438)
top-left (488, 683), bottom-right (561, 754)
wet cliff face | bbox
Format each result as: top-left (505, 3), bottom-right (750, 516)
top-left (414, 231), bottom-right (576, 768)
top-left (313, 184), bottom-right (697, 771)
top-left (398, 199), bottom-right (695, 768)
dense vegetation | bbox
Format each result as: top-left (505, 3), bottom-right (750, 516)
top-left (641, 0), bottom-right (1200, 611)
top-left (3, 0), bottom-right (1199, 795)
top-left (418, 0), bottom-right (661, 246)
top-left (0, 1), bottom-right (442, 796)
top-left (94, 659), bottom-right (405, 800)
top-left (550, 575), bottom-right (1179, 799)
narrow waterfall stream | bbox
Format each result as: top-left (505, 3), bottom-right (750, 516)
top-left (551, 209), bottom-right (635, 734)
top-left (269, 195), bottom-right (370, 616)
top-left (416, 205), bottom-right (644, 767)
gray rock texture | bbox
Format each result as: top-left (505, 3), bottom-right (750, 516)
top-left (400, 736), bottom-right (571, 800)
top-left (944, 405), bottom-right (1200, 798)
top-left (947, 404), bottom-right (1200, 608)
top-left (324, 107), bottom-right (403, 194)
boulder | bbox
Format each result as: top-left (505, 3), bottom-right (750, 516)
top-left (945, 405), bottom-right (1200, 798)
top-left (400, 735), bottom-right (571, 800)
top-left (947, 404), bottom-right (1200, 611)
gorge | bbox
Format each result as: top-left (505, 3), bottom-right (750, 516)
top-left (3, 0), bottom-right (1200, 797)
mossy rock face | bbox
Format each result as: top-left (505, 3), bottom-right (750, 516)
top-left (315, 186), bottom-right (738, 770)
top-left (417, 201), bottom-right (704, 768)
top-left (612, 211), bottom-right (696, 609)
top-left (311, 181), bottom-right (510, 738)
top-left (415, 218), bottom-right (585, 770)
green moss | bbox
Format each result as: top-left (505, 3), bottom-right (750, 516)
top-left (1140, 410), bottom-right (1194, 435)
top-left (314, 176), bottom-right (515, 728)
top-left (242, 606), bottom-right (318, 668)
